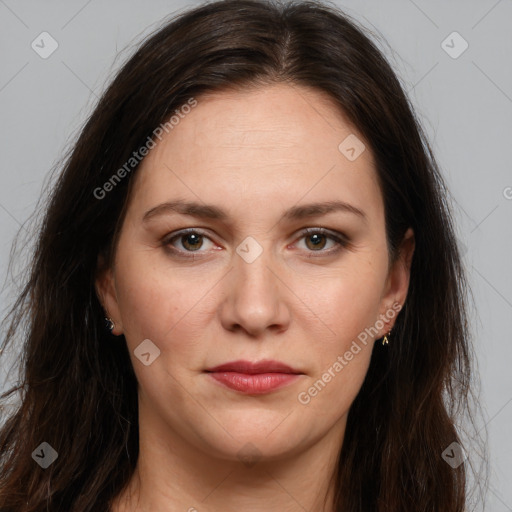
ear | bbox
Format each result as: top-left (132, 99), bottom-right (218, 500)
top-left (95, 254), bottom-right (123, 335)
top-left (379, 227), bottom-right (415, 334)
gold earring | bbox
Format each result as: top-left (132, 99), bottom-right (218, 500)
top-left (382, 329), bottom-right (391, 346)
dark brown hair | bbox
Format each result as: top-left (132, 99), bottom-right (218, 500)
top-left (0, 1), bottom-right (486, 510)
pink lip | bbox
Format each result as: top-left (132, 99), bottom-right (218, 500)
top-left (205, 359), bottom-right (303, 395)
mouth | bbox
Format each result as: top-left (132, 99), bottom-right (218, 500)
top-left (204, 359), bottom-right (304, 395)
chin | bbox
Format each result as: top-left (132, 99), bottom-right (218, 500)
top-left (196, 420), bottom-right (309, 463)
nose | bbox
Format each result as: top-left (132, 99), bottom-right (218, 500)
top-left (219, 243), bottom-right (291, 338)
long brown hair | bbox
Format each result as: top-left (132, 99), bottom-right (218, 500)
top-left (0, 1), bottom-right (487, 510)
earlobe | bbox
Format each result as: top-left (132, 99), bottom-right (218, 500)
top-left (95, 256), bottom-right (123, 335)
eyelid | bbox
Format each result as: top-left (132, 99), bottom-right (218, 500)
top-left (297, 227), bottom-right (349, 257)
top-left (162, 228), bottom-right (215, 254)
top-left (162, 227), bottom-right (349, 257)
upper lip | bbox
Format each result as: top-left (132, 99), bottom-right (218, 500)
top-left (205, 359), bottom-right (303, 374)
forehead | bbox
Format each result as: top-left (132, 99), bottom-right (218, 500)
top-left (166, 84), bottom-right (367, 164)
top-left (129, 84), bottom-right (383, 222)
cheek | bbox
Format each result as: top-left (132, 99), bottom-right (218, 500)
top-left (306, 260), bottom-right (387, 345)
top-left (295, 343), bottom-right (373, 433)
top-left (295, 268), bottom-right (383, 414)
top-left (113, 247), bottom-right (202, 355)
top-left (295, 261), bottom-right (385, 407)
top-left (114, 254), bottom-right (239, 398)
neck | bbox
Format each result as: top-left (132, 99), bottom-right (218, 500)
top-left (111, 404), bottom-right (345, 512)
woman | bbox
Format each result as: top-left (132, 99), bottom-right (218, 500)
top-left (0, 0), bottom-right (486, 510)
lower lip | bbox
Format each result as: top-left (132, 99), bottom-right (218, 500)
top-left (207, 372), bottom-right (301, 394)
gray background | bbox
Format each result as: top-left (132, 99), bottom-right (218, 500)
top-left (0, 0), bottom-right (510, 509)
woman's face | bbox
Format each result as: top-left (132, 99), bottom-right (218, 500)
top-left (97, 83), bottom-right (413, 462)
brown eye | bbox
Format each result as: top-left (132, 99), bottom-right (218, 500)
top-left (297, 228), bottom-right (348, 257)
top-left (304, 233), bottom-right (328, 251)
top-left (180, 233), bottom-right (204, 251)
top-left (164, 229), bottom-right (215, 255)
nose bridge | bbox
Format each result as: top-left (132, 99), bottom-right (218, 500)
top-left (221, 234), bottom-right (288, 335)
top-left (234, 234), bottom-right (278, 302)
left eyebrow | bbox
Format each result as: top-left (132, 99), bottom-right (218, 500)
top-left (142, 199), bottom-right (367, 223)
top-left (282, 200), bottom-right (367, 223)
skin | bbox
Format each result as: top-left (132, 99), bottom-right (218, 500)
top-left (96, 83), bottom-right (414, 512)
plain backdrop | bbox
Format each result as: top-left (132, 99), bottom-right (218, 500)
top-left (0, 0), bottom-right (511, 509)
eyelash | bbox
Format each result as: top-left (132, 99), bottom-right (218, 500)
top-left (162, 227), bottom-right (348, 259)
